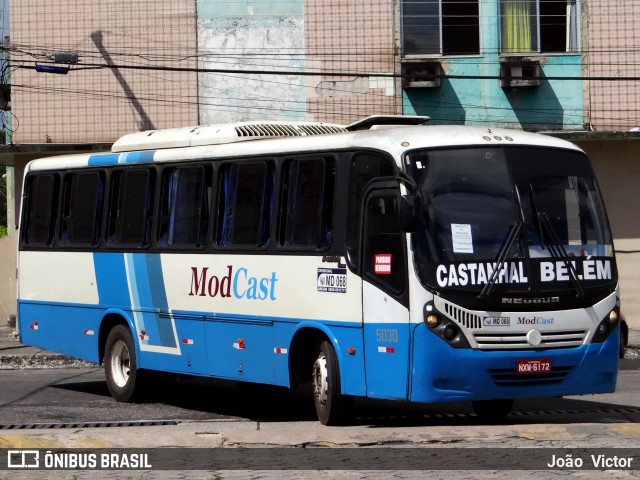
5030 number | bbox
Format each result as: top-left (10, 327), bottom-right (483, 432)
top-left (375, 328), bottom-right (398, 343)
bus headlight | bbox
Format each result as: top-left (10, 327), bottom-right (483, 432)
top-left (591, 301), bottom-right (621, 343)
top-left (423, 301), bottom-right (470, 349)
top-left (425, 314), bottom-right (441, 329)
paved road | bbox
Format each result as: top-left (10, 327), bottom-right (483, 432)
top-left (1, 360), bottom-right (640, 426)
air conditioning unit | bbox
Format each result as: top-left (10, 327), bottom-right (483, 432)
top-left (500, 59), bottom-right (541, 89)
top-left (401, 61), bottom-right (442, 89)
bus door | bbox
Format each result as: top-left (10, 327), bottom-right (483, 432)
top-left (361, 184), bottom-right (411, 400)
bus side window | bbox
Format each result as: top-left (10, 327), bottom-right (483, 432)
top-left (60, 171), bottom-right (104, 246)
top-left (346, 153), bottom-right (396, 271)
top-left (279, 157), bottom-right (334, 248)
top-left (23, 174), bottom-right (59, 246)
top-left (107, 169), bottom-right (155, 247)
top-left (217, 161), bottom-right (274, 248)
top-left (364, 194), bottom-right (407, 295)
top-left (159, 165), bottom-right (209, 248)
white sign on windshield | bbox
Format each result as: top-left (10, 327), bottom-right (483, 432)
top-left (451, 223), bottom-right (474, 254)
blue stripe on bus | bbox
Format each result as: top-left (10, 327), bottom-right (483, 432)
top-left (93, 252), bottom-right (176, 349)
top-left (87, 151), bottom-right (156, 166)
top-left (88, 153), bottom-right (121, 166)
top-left (93, 252), bottom-right (130, 306)
top-left (125, 253), bottom-right (176, 349)
top-left (118, 151), bottom-right (156, 164)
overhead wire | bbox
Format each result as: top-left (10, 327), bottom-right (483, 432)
top-left (2, 0), bottom-right (640, 133)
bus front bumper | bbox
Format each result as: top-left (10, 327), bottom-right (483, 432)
top-left (409, 324), bottom-right (619, 403)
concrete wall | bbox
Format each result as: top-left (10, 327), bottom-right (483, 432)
top-left (0, 234), bottom-right (16, 324)
top-left (0, 154), bottom-right (50, 322)
top-left (577, 139), bottom-right (640, 332)
top-left (197, 0), bottom-right (397, 125)
top-left (197, 1), bottom-right (306, 124)
top-left (303, 0), bottom-right (397, 124)
top-left (9, 0), bottom-right (198, 144)
top-left (587, 0), bottom-right (640, 130)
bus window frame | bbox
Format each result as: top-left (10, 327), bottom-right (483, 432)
top-left (21, 172), bottom-right (61, 248)
top-left (157, 163), bottom-right (213, 251)
top-left (105, 166), bottom-right (157, 250)
top-left (345, 151), bottom-right (398, 274)
top-left (59, 170), bottom-right (105, 248)
top-left (214, 158), bottom-right (276, 250)
top-left (276, 155), bottom-right (337, 252)
top-left (361, 180), bottom-right (409, 306)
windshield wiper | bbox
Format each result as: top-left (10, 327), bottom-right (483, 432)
top-left (537, 212), bottom-right (585, 298)
top-left (478, 221), bottom-right (523, 300)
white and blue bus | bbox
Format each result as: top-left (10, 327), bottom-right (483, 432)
top-left (17, 116), bottom-right (621, 424)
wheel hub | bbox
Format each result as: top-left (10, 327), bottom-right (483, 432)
top-left (110, 339), bottom-right (131, 388)
top-left (312, 354), bottom-right (328, 407)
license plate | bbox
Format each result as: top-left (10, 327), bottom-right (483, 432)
top-left (516, 359), bottom-right (551, 374)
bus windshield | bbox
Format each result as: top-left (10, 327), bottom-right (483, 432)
top-left (405, 146), bottom-right (615, 297)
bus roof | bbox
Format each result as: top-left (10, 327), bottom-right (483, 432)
top-left (25, 118), bottom-right (583, 172)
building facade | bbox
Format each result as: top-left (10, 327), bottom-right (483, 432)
top-left (1, 0), bottom-right (640, 333)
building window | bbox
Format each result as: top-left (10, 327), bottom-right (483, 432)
top-left (401, 0), bottom-right (480, 56)
top-left (500, 0), bottom-right (579, 54)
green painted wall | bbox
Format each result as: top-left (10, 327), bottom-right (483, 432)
top-left (402, 0), bottom-right (584, 131)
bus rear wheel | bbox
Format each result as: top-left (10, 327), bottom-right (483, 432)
top-left (312, 340), bottom-right (348, 425)
top-left (104, 324), bottom-right (140, 402)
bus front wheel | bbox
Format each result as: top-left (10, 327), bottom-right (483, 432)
top-left (104, 325), bottom-right (139, 402)
top-left (312, 340), bottom-right (348, 425)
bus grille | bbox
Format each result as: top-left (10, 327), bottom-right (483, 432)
top-left (444, 303), bottom-right (482, 329)
top-left (489, 366), bottom-right (572, 387)
top-left (474, 330), bottom-right (587, 350)
top-left (235, 124), bottom-right (346, 138)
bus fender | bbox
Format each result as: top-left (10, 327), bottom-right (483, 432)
top-left (98, 309), bottom-right (139, 367)
top-left (289, 321), bottom-right (366, 396)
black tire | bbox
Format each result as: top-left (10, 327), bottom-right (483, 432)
top-left (472, 398), bottom-right (513, 422)
top-left (619, 320), bottom-right (628, 359)
top-left (312, 340), bottom-right (348, 425)
top-left (104, 324), bottom-right (140, 402)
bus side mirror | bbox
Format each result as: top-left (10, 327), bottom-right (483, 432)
top-left (400, 195), bottom-right (417, 232)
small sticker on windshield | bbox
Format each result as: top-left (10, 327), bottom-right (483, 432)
top-left (451, 223), bottom-right (474, 253)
